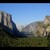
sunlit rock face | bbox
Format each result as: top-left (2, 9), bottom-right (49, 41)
top-left (0, 11), bottom-right (20, 36)
top-left (36, 23), bottom-right (46, 36)
top-left (43, 16), bottom-right (50, 36)
top-left (22, 21), bottom-right (44, 36)
top-left (22, 16), bottom-right (50, 37)
top-left (46, 26), bottom-right (50, 35)
top-left (0, 11), bottom-right (26, 37)
top-left (46, 26), bottom-right (50, 32)
top-left (44, 16), bottom-right (50, 25)
top-left (0, 11), bottom-right (14, 35)
top-left (0, 11), bottom-right (12, 29)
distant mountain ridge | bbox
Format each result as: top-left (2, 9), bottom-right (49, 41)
top-left (16, 24), bottom-right (24, 32)
top-left (22, 16), bottom-right (50, 37)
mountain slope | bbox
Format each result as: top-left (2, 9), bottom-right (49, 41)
top-left (0, 26), bottom-right (48, 47)
top-left (22, 16), bottom-right (50, 37)
top-left (22, 21), bottom-right (45, 36)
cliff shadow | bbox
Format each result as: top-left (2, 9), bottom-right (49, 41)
top-left (12, 21), bottom-right (27, 38)
top-left (0, 22), bottom-right (26, 38)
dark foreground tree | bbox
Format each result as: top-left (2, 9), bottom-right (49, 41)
top-left (47, 32), bottom-right (50, 47)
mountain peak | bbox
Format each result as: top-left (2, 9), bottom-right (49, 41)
top-left (22, 16), bottom-right (50, 37)
top-left (0, 11), bottom-right (21, 37)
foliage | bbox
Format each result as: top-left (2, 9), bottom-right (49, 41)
top-left (0, 27), bottom-right (49, 47)
top-left (47, 33), bottom-right (50, 47)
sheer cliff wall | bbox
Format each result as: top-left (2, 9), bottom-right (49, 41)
top-left (0, 11), bottom-right (15, 35)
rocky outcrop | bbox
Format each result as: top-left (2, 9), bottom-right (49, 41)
top-left (0, 11), bottom-right (12, 28)
top-left (46, 26), bottom-right (50, 35)
top-left (0, 11), bottom-right (14, 35)
top-left (22, 16), bottom-right (50, 37)
top-left (0, 11), bottom-right (25, 37)
top-left (44, 16), bottom-right (50, 25)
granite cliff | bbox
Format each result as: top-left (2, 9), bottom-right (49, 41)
top-left (0, 11), bottom-right (26, 37)
top-left (22, 16), bottom-right (50, 37)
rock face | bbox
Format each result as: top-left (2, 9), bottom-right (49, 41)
top-left (0, 11), bottom-right (22, 36)
top-left (22, 21), bottom-right (45, 37)
top-left (44, 16), bottom-right (50, 25)
top-left (44, 16), bottom-right (50, 36)
top-left (0, 11), bottom-right (12, 28)
top-left (46, 26), bottom-right (50, 35)
top-left (22, 16), bottom-right (50, 37)
top-left (22, 22), bottom-right (39, 36)
top-left (0, 11), bottom-right (13, 35)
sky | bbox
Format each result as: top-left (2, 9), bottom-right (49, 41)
top-left (0, 3), bottom-right (50, 26)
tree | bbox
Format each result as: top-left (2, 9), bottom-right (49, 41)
top-left (47, 32), bottom-right (50, 47)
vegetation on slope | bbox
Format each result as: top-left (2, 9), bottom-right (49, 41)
top-left (0, 27), bottom-right (49, 47)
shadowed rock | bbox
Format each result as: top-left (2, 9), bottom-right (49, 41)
top-left (0, 11), bottom-right (26, 37)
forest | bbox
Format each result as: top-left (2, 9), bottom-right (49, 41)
top-left (0, 27), bottom-right (50, 47)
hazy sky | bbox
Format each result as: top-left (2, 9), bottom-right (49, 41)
top-left (0, 3), bottom-right (50, 26)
